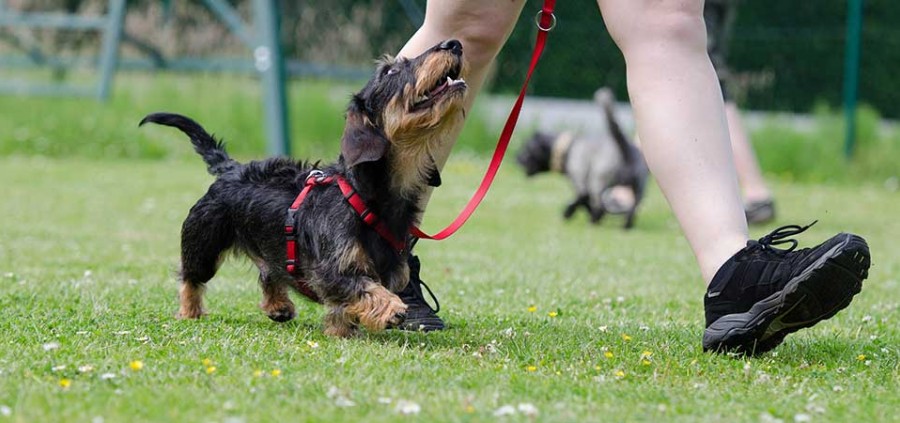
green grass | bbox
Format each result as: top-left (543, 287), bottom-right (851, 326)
top-left (0, 155), bottom-right (897, 422)
top-left (0, 72), bottom-right (497, 161)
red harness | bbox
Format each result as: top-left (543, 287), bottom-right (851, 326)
top-left (284, 171), bottom-right (408, 275)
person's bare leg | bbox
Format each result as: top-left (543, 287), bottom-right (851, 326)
top-left (725, 102), bottom-right (771, 203)
top-left (597, 0), bottom-right (748, 284)
top-left (398, 1), bottom-right (525, 175)
top-left (394, 1), bottom-right (525, 331)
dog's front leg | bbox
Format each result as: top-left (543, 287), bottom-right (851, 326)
top-left (563, 195), bottom-right (589, 220)
top-left (343, 277), bottom-right (408, 333)
top-left (323, 304), bottom-right (359, 338)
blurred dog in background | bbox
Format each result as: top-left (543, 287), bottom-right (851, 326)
top-left (516, 88), bottom-right (648, 229)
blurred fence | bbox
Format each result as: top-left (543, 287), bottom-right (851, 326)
top-left (2, 0), bottom-right (899, 119)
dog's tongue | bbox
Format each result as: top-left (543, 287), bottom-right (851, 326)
top-left (429, 77), bottom-right (451, 97)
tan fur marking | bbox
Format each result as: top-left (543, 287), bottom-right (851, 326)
top-left (323, 305), bottom-right (358, 338)
top-left (259, 282), bottom-right (296, 320)
top-left (344, 282), bottom-right (407, 333)
top-left (177, 282), bottom-right (206, 319)
top-left (381, 51), bottom-right (467, 197)
top-left (337, 241), bottom-right (374, 274)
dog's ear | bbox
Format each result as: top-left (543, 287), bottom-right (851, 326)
top-left (340, 105), bottom-right (389, 168)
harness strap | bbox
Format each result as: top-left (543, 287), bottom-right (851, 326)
top-left (411, 0), bottom-right (556, 241)
top-left (285, 173), bottom-right (407, 276)
top-left (334, 176), bottom-right (407, 253)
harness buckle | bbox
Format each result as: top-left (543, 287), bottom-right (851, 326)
top-left (306, 170), bottom-right (326, 184)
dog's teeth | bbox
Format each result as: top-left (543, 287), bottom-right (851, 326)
top-left (446, 76), bottom-right (452, 84)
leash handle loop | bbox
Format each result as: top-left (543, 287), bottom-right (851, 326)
top-left (412, 0), bottom-right (556, 241)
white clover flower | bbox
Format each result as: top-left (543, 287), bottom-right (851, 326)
top-left (395, 400), bottom-right (421, 415)
top-left (493, 405), bottom-right (516, 416)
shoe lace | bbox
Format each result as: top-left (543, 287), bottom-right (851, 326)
top-left (756, 220), bottom-right (817, 253)
top-left (416, 279), bottom-right (441, 313)
top-left (405, 239), bottom-right (441, 313)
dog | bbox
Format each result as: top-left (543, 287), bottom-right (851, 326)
top-left (516, 88), bottom-right (648, 229)
top-left (140, 39), bottom-right (468, 337)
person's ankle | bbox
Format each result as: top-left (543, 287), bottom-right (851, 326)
top-left (699, 237), bottom-right (749, 285)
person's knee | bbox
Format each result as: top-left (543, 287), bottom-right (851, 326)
top-left (454, 22), bottom-right (513, 69)
top-left (607, 5), bottom-right (706, 58)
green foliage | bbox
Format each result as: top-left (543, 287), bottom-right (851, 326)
top-left (751, 103), bottom-right (900, 184)
top-left (0, 73), bottom-right (498, 162)
top-left (492, 0), bottom-right (900, 118)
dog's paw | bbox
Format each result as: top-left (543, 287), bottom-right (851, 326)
top-left (265, 307), bottom-right (297, 323)
top-left (175, 307), bottom-right (206, 319)
top-left (385, 310), bottom-right (407, 329)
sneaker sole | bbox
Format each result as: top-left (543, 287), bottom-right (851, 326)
top-left (703, 233), bottom-right (869, 355)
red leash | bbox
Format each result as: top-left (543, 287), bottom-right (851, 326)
top-left (411, 1), bottom-right (556, 241)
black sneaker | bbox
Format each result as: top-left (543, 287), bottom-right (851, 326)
top-left (703, 222), bottom-right (869, 355)
top-left (745, 199), bottom-right (776, 225)
top-left (396, 254), bottom-right (445, 331)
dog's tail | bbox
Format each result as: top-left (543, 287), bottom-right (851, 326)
top-left (594, 88), bottom-right (636, 164)
top-left (140, 112), bottom-right (235, 175)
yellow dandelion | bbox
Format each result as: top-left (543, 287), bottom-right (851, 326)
top-left (640, 350), bottom-right (652, 359)
top-left (594, 365), bottom-right (601, 371)
top-left (59, 378), bottom-right (71, 389)
top-left (604, 351), bottom-right (614, 359)
top-left (253, 369), bottom-right (264, 378)
top-left (465, 405), bottom-right (476, 414)
top-left (527, 305), bottom-right (537, 313)
top-left (526, 365), bottom-right (537, 372)
top-left (641, 360), bottom-right (652, 366)
top-left (129, 360), bottom-right (144, 371)
top-left (857, 354), bottom-right (866, 361)
top-left (548, 311), bottom-right (558, 318)
top-left (205, 366), bottom-right (216, 374)
top-left (202, 358), bottom-right (213, 367)
top-left (614, 370), bottom-right (625, 378)
top-left (621, 334), bottom-right (632, 342)
top-left (271, 369), bottom-right (282, 377)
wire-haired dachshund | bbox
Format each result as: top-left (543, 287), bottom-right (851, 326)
top-left (141, 39), bottom-right (468, 337)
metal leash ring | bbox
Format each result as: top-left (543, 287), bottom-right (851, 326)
top-left (534, 10), bottom-right (557, 32)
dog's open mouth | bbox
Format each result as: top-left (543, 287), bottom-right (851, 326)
top-left (411, 64), bottom-right (466, 111)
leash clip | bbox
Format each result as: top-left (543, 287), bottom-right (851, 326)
top-left (534, 9), bottom-right (557, 32)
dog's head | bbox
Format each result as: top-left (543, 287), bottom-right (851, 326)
top-left (340, 39), bottom-right (468, 172)
top-left (516, 131), bottom-right (557, 176)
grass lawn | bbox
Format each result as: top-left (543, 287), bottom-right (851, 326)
top-left (0, 153), bottom-right (897, 422)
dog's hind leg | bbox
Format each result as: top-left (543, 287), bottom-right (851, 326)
top-left (258, 270), bottom-right (296, 322)
top-left (177, 199), bottom-right (234, 319)
top-left (623, 186), bottom-right (643, 229)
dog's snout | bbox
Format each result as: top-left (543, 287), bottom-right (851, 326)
top-left (439, 39), bottom-right (463, 55)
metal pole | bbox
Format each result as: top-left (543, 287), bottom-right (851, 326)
top-left (253, 0), bottom-right (291, 156)
top-left (843, 0), bottom-right (864, 158)
top-left (96, 0), bottom-right (125, 100)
